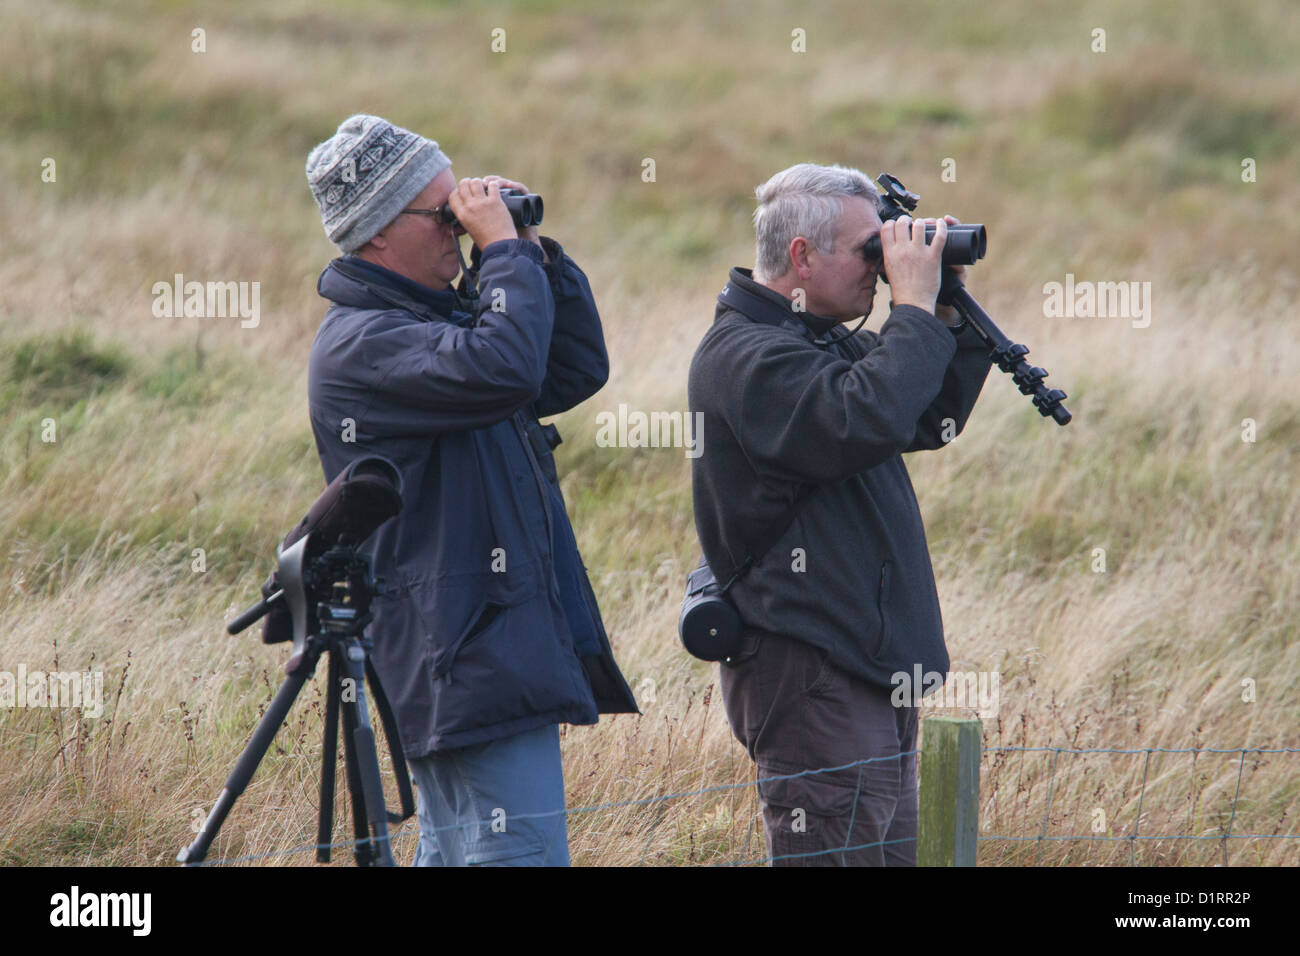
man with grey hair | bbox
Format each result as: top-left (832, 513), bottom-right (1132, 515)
top-left (688, 162), bottom-right (990, 865)
top-left (305, 114), bottom-right (637, 866)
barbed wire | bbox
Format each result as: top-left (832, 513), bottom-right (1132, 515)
top-left (979, 745), bottom-right (1300, 865)
top-left (190, 745), bottom-right (1298, 866)
top-left (192, 752), bottom-right (914, 866)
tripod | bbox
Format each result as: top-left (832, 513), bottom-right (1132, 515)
top-left (939, 268), bottom-right (1072, 425)
top-left (178, 536), bottom-right (414, 867)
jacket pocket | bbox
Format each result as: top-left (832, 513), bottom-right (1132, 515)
top-left (414, 572), bottom-right (541, 681)
top-left (447, 602), bottom-right (505, 670)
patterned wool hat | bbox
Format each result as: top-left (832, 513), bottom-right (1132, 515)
top-left (306, 114), bottom-right (451, 253)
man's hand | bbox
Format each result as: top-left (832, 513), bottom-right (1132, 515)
top-left (880, 214), bottom-right (946, 316)
top-left (447, 178), bottom-right (517, 250)
top-left (482, 175), bottom-right (543, 249)
top-left (932, 215), bottom-right (966, 327)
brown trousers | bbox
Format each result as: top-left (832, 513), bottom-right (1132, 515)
top-left (719, 629), bottom-right (919, 866)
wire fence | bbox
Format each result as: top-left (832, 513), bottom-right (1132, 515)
top-left (979, 745), bottom-right (1300, 866)
top-left (192, 741), bottom-right (1300, 867)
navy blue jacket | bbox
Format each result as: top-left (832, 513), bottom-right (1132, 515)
top-left (308, 237), bottom-right (637, 756)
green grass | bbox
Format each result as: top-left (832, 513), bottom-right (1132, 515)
top-left (6, 330), bottom-right (129, 404)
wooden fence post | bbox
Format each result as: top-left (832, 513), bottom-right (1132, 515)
top-left (918, 716), bottom-right (981, 866)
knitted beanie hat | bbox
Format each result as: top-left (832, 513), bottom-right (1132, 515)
top-left (306, 114), bottom-right (451, 253)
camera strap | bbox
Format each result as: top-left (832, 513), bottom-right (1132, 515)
top-left (453, 243), bottom-right (482, 318)
top-left (718, 484), bottom-right (817, 593)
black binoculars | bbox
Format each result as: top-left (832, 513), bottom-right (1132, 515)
top-left (860, 173), bottom-right (986, 267)
top-left (861, 221), bottom-right (987, 267)
top-left (438, 187), bottom-right (544, 229)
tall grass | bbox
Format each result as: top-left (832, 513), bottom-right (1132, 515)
top-left (1, 0), bottom-right (1296, 865)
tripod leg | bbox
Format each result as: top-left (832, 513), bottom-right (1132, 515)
top-left (367, 657), bottom-right (416, 823)
top-left (177, 664), bottom-right (313, 865)
top-left (317, 650), bottom-right (341, 863)
top-left (339, 638), bottom-right (397, 866)
top-left (340, 677), bottom-right (373, 866)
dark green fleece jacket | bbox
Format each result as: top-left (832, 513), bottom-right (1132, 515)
top-left (688, 267), bottom-right (990, 689)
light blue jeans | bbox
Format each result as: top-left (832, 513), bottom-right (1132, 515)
top-left (407, 723), bottom-right (570, 866)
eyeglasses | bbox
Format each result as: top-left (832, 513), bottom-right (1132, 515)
top-left (401, 206), bottom-right (456, 225)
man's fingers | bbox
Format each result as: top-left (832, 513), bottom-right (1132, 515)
top-left (910, 215), bottom-right (928, 250)
top-left (902, 215), bottom-right (924, 248)
top-left (447, 180), bottom-right (466, 210)
top-left (461, 177), bottom-right (489, 201)
top-left (457, 177), bottom-right (505, 204)
top-left (484, 175), bottom-right (528, 193)
top-left (879, 217), bottom-right (897, 250)
top-left (930, 217), bottom-right (948, 257)
top-left (896, 215), bottom-right (915, 247)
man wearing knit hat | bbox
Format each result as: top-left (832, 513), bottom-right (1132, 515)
top-left (305, 114), bottom-right (638, 867)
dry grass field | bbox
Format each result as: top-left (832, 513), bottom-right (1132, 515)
top-left (1, 0), bottom-right (1297, 865)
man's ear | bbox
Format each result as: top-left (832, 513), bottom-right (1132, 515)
top-left (364, 232), bottom-right (389, 252)
top-left (789, 236), bottom-right (811, 280)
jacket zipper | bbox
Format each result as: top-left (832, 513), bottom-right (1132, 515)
top-left (877, 561), bottom-right (890, 654)
top-left (513, 414), bottom-right (554, 559)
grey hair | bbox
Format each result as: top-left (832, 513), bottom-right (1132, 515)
top-left (752, 163), bottom-right (880, 280)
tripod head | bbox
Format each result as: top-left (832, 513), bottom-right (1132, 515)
top-left (227, 456), bottom-right (403, 671)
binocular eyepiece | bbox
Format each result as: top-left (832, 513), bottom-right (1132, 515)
top-left (438, 187), bottom-right (545, 229)
top-left (861, 222), bottom-right (987, 267)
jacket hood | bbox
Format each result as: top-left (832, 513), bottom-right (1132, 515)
top-left (317, 257), bottom-right (385, 309)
